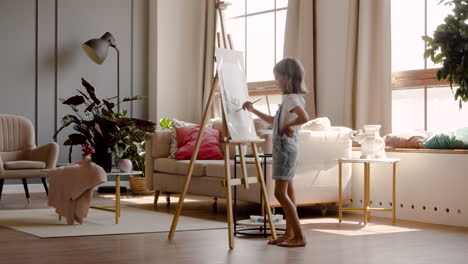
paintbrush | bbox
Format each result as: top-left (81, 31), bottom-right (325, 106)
top-left (235, 98), bottom-right (262, 112)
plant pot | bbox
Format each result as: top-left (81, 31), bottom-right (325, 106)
top-left (91, 147), bottom-right (113, 173)
top-left (129, 176), bottom-right (153, 195)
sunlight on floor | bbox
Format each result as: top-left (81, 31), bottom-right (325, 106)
top-left (300, 217), bottom-right (421, 236)
top-left (99, 194), bottom-right (201, 204)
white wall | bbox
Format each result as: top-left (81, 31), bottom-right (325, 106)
top-left (0, 0), bottom-right (149, 164)
top-left (315, 0), bottom-right (351, 126)
top-left (150, 0), bottom-right (206, 125)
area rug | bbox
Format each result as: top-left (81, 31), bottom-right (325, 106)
top-left (0, 206), bottom-right (227, 238)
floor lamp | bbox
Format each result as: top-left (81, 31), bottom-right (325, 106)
top-left (82, 32), bottom-right (125, 193)
top-left (82, 32), bottom-right (121, 112)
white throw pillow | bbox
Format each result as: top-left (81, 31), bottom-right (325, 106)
top-left (301, 117), bottom-right (331, 131)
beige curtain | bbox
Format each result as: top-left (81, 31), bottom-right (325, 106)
top-left (148, 0), bottom-right (215, 124)
top-left (283, 0), bottom-right (316, 118)
top-left (343, 0), bottom-right (392, 135)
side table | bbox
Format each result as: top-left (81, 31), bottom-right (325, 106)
top-left (337, 158), bottom-right (400, 225)
top-left (233, 153), bottom-right (285, 237)
top-left (91, 170), bottom-right (142, 224)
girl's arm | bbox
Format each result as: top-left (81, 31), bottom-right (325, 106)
top-left (242, 101), bottom-right (275, 124)
top-left (283, 106), bottom-right (309, 137)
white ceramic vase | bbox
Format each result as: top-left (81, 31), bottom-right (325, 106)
top-left (349, 125), bottom-right (386, 159)
top-left (118, 159), bottom-right (133, 173)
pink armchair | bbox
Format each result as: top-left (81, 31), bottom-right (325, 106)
top-left (0, 114), bottom-right (59, 202)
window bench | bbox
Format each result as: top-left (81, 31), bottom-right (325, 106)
top-left (348, 148), bottom-right (468, 227)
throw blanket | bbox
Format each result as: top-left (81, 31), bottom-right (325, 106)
top-left (47, 158), bottom-right (107, 224)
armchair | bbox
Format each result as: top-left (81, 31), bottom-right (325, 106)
top-left (0, 114), bottom-right (59, 202)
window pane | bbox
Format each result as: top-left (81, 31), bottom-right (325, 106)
top-left (249, 94), bottom-right (281, 116)
top-left (427, 86), bottom-right (468, 131)
top-left (426, 0), bottom-right (453, 69)
top-left (246, 13), bottom-right (275, 82)
top-left (392, 89), bottom-right (425, 132)
top-left (391, 0), bottom-right (425, 72)
top-left (225, 0), bottom-right (245, 18)
top-left (276, 0), bottom-right (288, 9)
top-left (276, 10), bottom-right (287, 62)
top-left (247, 0), bottom-right (274, 14)
top-left (226, 17), bottom-right (245, 58)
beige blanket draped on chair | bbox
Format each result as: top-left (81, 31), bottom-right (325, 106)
top-left (47, 158), bottom-right (106, 224)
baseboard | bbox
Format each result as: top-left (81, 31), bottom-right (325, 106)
top-left (2, 181), bottom-right (130, 194)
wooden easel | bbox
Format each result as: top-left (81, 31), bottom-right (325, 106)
top-left (168, 0), bottom-right (277, 249)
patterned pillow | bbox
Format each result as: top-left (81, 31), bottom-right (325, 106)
top-left (169, 119), bottom-right (196, 158)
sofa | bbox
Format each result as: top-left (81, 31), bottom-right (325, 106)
top-left (145, 127), bottom-right (353, 208)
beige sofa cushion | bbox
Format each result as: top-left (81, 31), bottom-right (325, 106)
top-left (4, 160), bottom-right (46, 170)
top-left (154, 158), bottom-right (208, 177)
top-left (3, 169), bottom-right (48, 179)
top-left (152, 130), bottom-right (172, 158)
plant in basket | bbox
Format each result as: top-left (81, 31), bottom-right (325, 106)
top-left (53, 78), bottom-right (156, 172)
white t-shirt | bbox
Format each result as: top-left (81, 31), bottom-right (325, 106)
top-left (276, 94), bottom-right (305, 135)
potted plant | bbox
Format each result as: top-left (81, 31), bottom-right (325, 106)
top-left (54, 78), bottom-right (156, 172)
top-left (422, 0), bottom-right (468, 108)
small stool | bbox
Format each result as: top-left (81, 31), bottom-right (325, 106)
top-left (337, 158), bottom-right (400, 225)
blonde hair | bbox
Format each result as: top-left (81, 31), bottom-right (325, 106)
top-left (273, 58), bottom-right (308, 94)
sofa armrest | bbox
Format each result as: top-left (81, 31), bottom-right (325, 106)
top-left (28, 142), bottom-right (59, 169)
top-left (145, 134), bottom-right (155, 190)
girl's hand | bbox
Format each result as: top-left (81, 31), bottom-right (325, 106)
top-left (242, 101), bottom-right (254, 112)
top-left (283, 126), bottom-right (295, 137)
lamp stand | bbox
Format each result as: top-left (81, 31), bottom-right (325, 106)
top-left (111, 45), bottom-right (120, 113)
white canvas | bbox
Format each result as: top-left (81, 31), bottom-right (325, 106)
top-left (215, 48), bottom-right (257, 141)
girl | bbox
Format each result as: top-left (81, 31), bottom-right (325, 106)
top-left (242, 58), bottom-right (309, 247)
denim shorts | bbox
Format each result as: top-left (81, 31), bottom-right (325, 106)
top-left (272, 135), bottom-right (299, 181)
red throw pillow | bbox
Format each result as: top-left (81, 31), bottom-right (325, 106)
top-left (175, 125), bottom-right (224, 160)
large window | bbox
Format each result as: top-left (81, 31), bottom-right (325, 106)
top-left (224, 0), bottom-right (288, 114)
top-left (391, 0), bottom-right (468, 132)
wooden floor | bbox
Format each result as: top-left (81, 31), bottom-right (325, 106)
top-left (1, 191), bottom-right (468, 264)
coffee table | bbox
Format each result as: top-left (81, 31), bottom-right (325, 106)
top-left (91, 170), bottom-right (142, 224)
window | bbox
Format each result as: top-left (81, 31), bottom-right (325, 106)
top-left (391, 0), bottom-right (468, 132)
top-left (224, 0), bottom-right (288, 113)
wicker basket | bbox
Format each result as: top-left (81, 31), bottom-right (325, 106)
top-left (129, 176), bottom-right (153, 195)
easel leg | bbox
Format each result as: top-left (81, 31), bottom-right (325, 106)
top-left (338, 161), bottom-right (343, 223)
top-left (251, 143), bottom-right (277, 239)
top-left (392, 163), bottom-right (397, 224)
top-left (224, 144), bottom-right (235, 249)
top-left (168, 75), bottom-right (220, 240)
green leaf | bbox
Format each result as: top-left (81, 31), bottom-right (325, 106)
top-left (122, 96), bottom-right (144, 102)
top-left (62, 95), bottom-right (85, 106)
top-left (53, 115), bottom-right (80, 139)
top-left (159, 118), bottom-right (173, 130)
top-left (421, 36), bottom-right (433, 43)
top-left (424, 49), bottom-right (433, 59)
top-left (103, 99), bottom-right (115, 111)
top-left (81, 78), bottom-right (101, 105)
top-left (132, 118), bottom-right (156, 132)
top-left (67, 133), bottom-right (87, 145)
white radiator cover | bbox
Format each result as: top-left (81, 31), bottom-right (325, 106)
top-left (349, 151), bottom-right (468, 227)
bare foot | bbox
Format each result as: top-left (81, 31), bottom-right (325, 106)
top-left (267, 234), bottom-right (292, 245)
top-left (277, 237), bottom-right (307, 247)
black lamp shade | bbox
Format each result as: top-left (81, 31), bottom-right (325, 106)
top-left (82, 32), bottom-right (116, 65)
